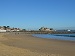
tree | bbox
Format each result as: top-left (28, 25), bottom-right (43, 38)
top-left (3, 26), bottom-right (7, 30)
top-left (6, 26), bottom-right (10, 29)
top-left (50, 28), bottom-right (53, 30)
top-left (7, 26), bottom-right (10, 28)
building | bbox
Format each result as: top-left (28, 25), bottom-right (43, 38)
top-left (39, 27), bottom-right (53, 31)
top-left (0, 29), bottom-right (6, 32)
top-left (0, 26), bottom-right (6, 32)
top-left (0, 26), bottom-right (21, 32)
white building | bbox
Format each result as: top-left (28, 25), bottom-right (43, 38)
top-left (0, 29), bottom-right (6, 32)
top-left (67, 29), bottom-right (71, 31)
top-left (39, 27), bottom-right (53, 31)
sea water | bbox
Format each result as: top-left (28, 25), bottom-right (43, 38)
top-left (33, 34), bottom-right (75, 41)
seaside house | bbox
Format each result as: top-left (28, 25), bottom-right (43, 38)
top-left (67, 29), bottom-right (71, 31)
top-left (0, 26), bottom-right (21, 32)
top-left (0, 26), bottom-right (6, 32)
top-left (39, 27), bottom-right (53, 31)
top-left (10, 28), bottom-right (21, 32)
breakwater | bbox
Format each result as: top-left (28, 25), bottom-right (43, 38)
top-left (5, 31), bottom-right (75, 34)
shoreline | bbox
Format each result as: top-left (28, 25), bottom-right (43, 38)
top-left (0, 33), bottom-right (75, 56)
top-left (32, 34), bottom-right (75, 42)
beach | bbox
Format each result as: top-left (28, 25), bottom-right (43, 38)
top-left (0, 33), bottom-right (75, 56)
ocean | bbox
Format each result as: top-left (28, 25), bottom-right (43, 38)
top-left (33, 34), bottom-right (75, 41)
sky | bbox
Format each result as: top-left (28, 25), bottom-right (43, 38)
top-left (0, 0), bottom-right (75, 30)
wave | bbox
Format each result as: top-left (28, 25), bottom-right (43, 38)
top-left (53, 34), bottom-right (75, 37)
top-left (33, 34), bottom-right (75, 41)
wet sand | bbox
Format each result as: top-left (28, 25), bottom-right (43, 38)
top-left (0, 33), bottom-right (75, 56)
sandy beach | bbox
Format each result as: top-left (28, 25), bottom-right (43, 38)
top-left (0, 33), bottom-right (75, 56)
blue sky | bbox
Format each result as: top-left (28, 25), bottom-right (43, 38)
top-left (0, 0), bottom-right (75, 30)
